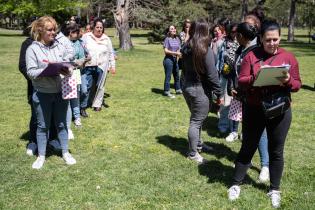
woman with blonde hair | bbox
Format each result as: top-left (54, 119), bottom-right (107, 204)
top-left (26, 16), bottom-right (76, 169)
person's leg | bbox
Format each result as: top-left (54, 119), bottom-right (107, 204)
top-left (92, 67), bottom-right (108, 109)
top-left (33, 91), bottom-right (53, 156)
top-left (258, 129), bottom-right (269, 167)
top-left (163, 57), bottom-right (173, 95)
top-left (172, 59), bottom-right (181, 92)
top-left (66, 103), bottom-right (74, 139)
top-left (232, 104), bottom-right (265, 186)
top-left (53, 93), bottom-right (69, 154)
top-left (80, 67), bottom-right (94, 109)
top-left (186, 86), bottom-right (209, 159)
top-left (266, 108), bottom-right (292, 191)
top-left (218, 77), bottom-right (231, 133)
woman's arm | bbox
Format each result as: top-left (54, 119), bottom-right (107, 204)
top-left (26, 46), bottom-right (46, 79)
top-left (238, 55), bottom-right (255, 88)
top-left (204, 48), bottom-right (222, 98)
top-left (283, 54), bottom-right (302, 92)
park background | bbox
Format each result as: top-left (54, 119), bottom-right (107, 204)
top-left (0, 0), bottom-right (315, 209)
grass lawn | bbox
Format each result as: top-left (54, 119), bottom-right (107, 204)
top-left (0, 28), bottom-right (314, 210)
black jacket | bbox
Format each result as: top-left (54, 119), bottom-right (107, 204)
top-left (181, 44), bottom-right (222, 99)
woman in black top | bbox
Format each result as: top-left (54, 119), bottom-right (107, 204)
top-left (181, 19), bottom-right (222, 163)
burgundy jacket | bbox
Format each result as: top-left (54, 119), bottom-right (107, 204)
top-left (238, 47), bottom-right (302, 106)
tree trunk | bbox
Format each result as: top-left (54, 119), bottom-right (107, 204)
top-left (241, 0), bottom-right (249, 21)
top-left (114, 0), bottom-right (133, 51)
top-left (288, 0), bottom-right (296, 42)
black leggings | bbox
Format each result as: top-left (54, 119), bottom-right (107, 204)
top-left (232, 104), bottom-right (292, 190)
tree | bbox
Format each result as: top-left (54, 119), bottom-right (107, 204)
top-left (113, 0), bottom-right (132, 50)
top-left (288, 0), bottom-right (297, 41)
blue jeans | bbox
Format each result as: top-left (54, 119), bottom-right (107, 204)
top-left (231, 120), bottom-right (239, 133)
top-left (218, 77), bottom-right (231, 133)
top-left (258, 128), bottom-right (269, 167)
top-left (32, 91), bottom-right (69, 156)
top-left (80, 66), bottom-right (103, 109)
top-left (163, 56), bottom-right (180, 93)
top-left (70, 85), bottom-right (80, 119)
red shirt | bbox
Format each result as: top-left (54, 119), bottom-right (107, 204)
top-left (238, 47), bottom-right (302, 106)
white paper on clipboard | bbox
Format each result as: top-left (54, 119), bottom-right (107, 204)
top-left (253, 64), bottom-right (290, 87)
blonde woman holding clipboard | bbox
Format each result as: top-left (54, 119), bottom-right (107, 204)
top-left (26, 16), bottom-right (76, 169)
top-left (227, 20), bottom-right (301, 208)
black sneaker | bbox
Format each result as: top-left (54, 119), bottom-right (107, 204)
top-left (80, 109), bottom-right (89, 118)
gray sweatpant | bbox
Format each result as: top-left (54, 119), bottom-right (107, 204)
top-left (183, 84), bottom-right (209, 156)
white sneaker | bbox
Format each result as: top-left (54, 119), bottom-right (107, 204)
top-left (74, 118), bottom-right (82, 127)
top-left (188, 152), bottom-right (206, 164)
top-left (228, 185), bottom-right (241, 201)
top-left (226, 132), bottom-right (238, 142)
top-left (68, 129), bottom-right (74, 140)
top-left (63, 152), bottom-right (76, 165)
top-left (26, 142), bottom-right (37, 156)
top-left (259, 166), bottom-right (270, 182)
top-left (164, 92), bottom-right (175, 99)
top-left (49, 139), bottom-right (61, 150)
top-left (32, 155), bottom-right (45, 169)
top-left (267, 190), bottom-right (281, 208)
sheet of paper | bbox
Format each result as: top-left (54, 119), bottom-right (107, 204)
top-left (39, 62), bottom-right (74, 77)
top-left (253, 65), bottom-right (290, 87)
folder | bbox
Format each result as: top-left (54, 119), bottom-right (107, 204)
top-left (253, 64), bottom-right (290, 87)
top-left (39, 62), bottom-right (74, 77)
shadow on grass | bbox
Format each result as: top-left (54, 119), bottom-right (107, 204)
top-left (198, 160), bottom-right (266, 191)
top-left (0, 33), bottom-right (23, 37)
top-left (156, 135), bottom-right (188, 157)
top-left (151, 84), bottom-right (175, 96)
top-left (20, 131), bottom-right (29, 141)
top-left (301, 84), bottom-right (315, 91)
top-left (131, 33), bottom-right (149, 38)
top-left (202, 115), bottom-right (220, 137)
top-left (156, 135), bottom-right (238, 163)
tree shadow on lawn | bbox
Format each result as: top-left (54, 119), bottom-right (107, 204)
top-left (198, 160), bottom-right (267, 191)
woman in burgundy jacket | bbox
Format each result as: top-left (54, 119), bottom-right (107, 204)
top-left (227, 20), bottom-right (301, 208)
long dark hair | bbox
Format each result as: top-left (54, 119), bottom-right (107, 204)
top-left (188, 19), bottom-right (210, 76)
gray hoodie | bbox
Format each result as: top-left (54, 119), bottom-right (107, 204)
top-left (26, 40), bottom-right (69, 93)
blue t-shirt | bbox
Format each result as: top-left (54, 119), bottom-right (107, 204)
top-left (163, 37), bottom-right (180, 53)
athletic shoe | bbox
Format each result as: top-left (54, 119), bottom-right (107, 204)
top-left (80, 109), bottom-right (89, 118)
top-left (62, 152), bottom-right (76, 165)
top-left (188, 152), bottom-right (206, 164)
top-left (225, 132), bottom-right (238, 142)
top-left (164, 92), bottom-right (175, 99)
top-left (49, 139), bottom-right (61, 150)
top-left (267, 190), bottom-right (281, 208)
top-left (26, 142), bottom-right (37, 156)
top-left (175, 89), bottom-right (183, 94)
top-left (259, 166), bottom-right (270, 182)
top-left (68, 129), bottom-right (74, 140)
top-left (32, 155), bottom-right (45, 169)
top-left (228, 185), bottom-right (241, 201)
top-left (74, 118), bottom-right (82, 127)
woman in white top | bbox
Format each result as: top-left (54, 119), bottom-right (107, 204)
top-left (80, 18), bottom-right (115, 115)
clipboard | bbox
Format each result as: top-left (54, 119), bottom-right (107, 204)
top-left (253, 64), bottom-right (290, 87)
top-left (39, 61), bottom-right (74, 77)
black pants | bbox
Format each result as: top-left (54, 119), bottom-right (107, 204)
top-left (232, 104), bottom-right (292, 190)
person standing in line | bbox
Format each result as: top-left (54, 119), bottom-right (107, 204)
top-left (227, 20), bottom-right (301, 208)
top-left (179, 19), bottom-right (191, 44)
top-left (181, 19), bottom-right (222, 163)
top-left (162, 25), bottom-right (182, 99)
top-left (80, 18), bottom-right (115, 115)
top-left (211, 24), bottom-right (225, 60)
top-left (216, 22), bottom-right (239, 138)
top-left (26, 16), bottom-right (76, 169)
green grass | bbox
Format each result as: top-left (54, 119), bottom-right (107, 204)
top-left (0, 28), bottom-right (314, 210)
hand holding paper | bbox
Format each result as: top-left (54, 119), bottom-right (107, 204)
top-left (253, 64), bottom-right (290, 87)
top-left (39, 61), bottom-right (74, 77)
